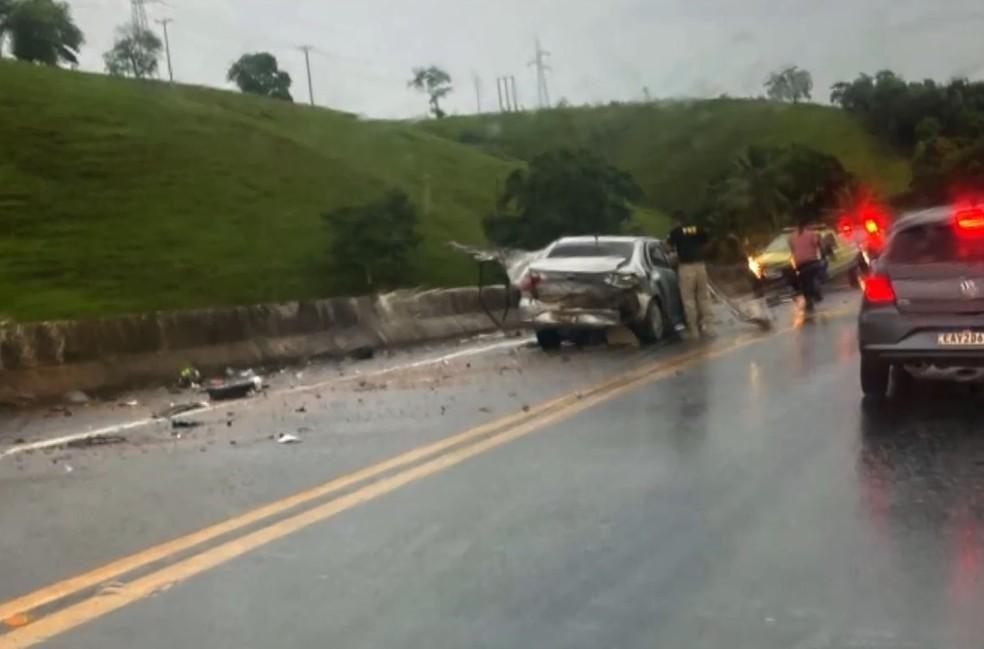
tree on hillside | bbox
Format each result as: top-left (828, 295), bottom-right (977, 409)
top-left (227, 52), bottom-right (293, 101)
top-left (764, 66), bottom-right (813, 103)
top-left (323, 190), bottom-right (422, 290)
top-left (483, 149), bottom-right (642, 249)
top-left (699, 145), bottom-right (855, 236)
top-left (103, 24), bottom-right (161, 79)
top-left (408, 66), bottom-right (452, 118)
top-left (4, 0), bottom-right (83, 66)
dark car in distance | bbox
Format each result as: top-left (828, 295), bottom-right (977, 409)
top-left (858, 204), bottom-right (984, 397)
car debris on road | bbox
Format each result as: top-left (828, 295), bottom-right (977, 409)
top-left (276, 433), bottom-right (302, 444)
top-left (206, 370), bottom-right (264, 401)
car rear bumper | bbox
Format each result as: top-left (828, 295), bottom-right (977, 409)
top-left (520, 297), bottom-right (645, 330)
top-left (859, 306), bottom-right (984, 366)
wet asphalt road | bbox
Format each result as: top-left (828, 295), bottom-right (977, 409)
top-left (4, 294), bottom-right (984, 648)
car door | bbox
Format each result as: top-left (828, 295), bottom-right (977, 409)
top-left (823, 228), bottom-right (859, 275)
top-left (645, 241), bottom-right (684, 324)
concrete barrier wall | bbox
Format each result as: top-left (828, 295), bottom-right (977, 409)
top-left (0, 287), bottom-right (517, 404)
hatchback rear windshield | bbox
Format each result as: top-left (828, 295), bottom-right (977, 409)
top-left (547, 241), bottom-right (636, 260)
top-left (888, 223), bottom-right (984, 264)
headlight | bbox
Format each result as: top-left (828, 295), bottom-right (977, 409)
top-left (606, 272), bottom-right (641, 289)
top-left (747, 257), bottom-right (763, 279)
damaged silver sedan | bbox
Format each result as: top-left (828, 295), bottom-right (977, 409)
top-left (519, 236), bottom-right (686, 349)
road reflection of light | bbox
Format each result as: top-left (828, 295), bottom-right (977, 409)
top-left (747, 360), bottom-right (761, 396)
top-left (947, 511), bottom-right (984, 647)
top-left (837, 327), bottom-right (857, 363)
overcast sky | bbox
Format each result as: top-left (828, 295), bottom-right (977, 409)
top-left (69, 0), bottom-right (984, 118)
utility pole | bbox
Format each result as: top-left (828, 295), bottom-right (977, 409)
top-left (528, 37), bottom-right (551, 109)
top-left (510, 76), bottom-right (520, 112)
top-left (298, 45), bottom-right (315, 106)
top-left (156, 18), bottom-right (174, 82)
top-left (472, 73), bottom-right (483, 114)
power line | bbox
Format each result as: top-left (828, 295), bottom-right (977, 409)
top-left (156, 18), bottom-right (174, 83)
top-left (528, 37), bottom-right (551, 109)
top-left (298, 45), bottom-right (315, 106)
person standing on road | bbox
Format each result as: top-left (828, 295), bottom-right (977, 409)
top-left (788, 218), bottom-right (823, 312)
top-left (668, 213), bottom-right (712, 338)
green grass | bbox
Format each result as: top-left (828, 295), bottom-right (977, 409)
top-left (0, 61), bottom-right (516, 321)
top-left (421, 99), bottom-right (911, 220)
top-left (0, 62), bottom-right (910, 323)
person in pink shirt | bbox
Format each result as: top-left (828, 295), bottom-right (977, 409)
top-left (787, 219), bottom-right (823, 311)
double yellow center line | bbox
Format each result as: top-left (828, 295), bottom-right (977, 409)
top-left (0, 314), bottom-right (839, 648)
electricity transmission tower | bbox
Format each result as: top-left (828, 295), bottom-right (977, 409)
top-left (528, 37), bottom-right (551, 109)
top-left (130, 0), bottom-right (152, 31)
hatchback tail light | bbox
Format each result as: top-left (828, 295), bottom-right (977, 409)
top-left (956, 207), bottom-right (984, 235)
top-left (863, 274), bottom-right (896, 304)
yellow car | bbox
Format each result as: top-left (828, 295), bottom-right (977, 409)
top-left (747, 226), bottom-right (863, 297)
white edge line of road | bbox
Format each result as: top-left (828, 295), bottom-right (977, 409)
top-left (0, 336), bottom-right (533, 460)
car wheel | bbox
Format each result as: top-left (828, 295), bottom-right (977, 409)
top-left (633, 299), bottom-right (666, 345)
top-left (860, 355), bottom-right (890, 399)
top-left (536, 329), bottom-right (562, 351)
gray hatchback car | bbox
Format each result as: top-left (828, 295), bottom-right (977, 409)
top-left (859, 204), bottom-right (984, 397)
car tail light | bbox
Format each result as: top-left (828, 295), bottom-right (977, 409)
top-left (956, 207), bottom-right (984, 235)
top-left (518, 271), bottom-right (542, 296)
top-left (864, 219), bottom-right (880, 235)
top-left (863, 274), bottom-right (895, 304)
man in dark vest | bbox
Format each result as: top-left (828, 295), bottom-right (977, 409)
top-left (667, 212), bottom-right (712, 338)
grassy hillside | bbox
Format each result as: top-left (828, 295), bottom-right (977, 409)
top-left (420, 99), bottom-right (911, 220)
top-left (0, 61), bottom-right (516, 322)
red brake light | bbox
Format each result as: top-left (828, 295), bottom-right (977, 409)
top-left (863, 275), bottom-right (895, 304)
top-left (864, 219), bottom-right (880, 235)
top-left (519, 271), bottom-right (542, 295)
top-left (956, 208), bottom-right (984, 233)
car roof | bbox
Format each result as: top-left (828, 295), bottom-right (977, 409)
top-left (892, 206), bottom-right (953, 231)
top-left (551, 236), bottom-right (651, 245)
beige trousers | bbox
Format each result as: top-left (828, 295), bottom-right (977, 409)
top-left (678, 262), bottom-right (712, 335)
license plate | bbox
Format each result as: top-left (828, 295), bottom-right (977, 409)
top-left (764, 270), bottom-right (781, 280)
top-left (937, 330), bottom-right (984, 346)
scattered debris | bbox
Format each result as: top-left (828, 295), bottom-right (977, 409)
top-left (13, 437), bottom-right (26, 445)
top-left (64, 464), bottom-right (74, 473)
top-left (350, 346), bottom-right (375, 361)
top-left (440, 406), bottom-right (446, 415)
top-left (276, 432), bottom-right (302, 444)
top-left (522, 404), bottom-right (531, 412)
top-left (120, 399), bottom-right (140, 408)
top-left (479, 407), bottom-right (492, 413)
top-left (178, 366), bottom-right (202, 388)
top-left (295, 406), bottom-right (307, 413)
top-left (154, 401), bottom-right (207, 419)
top-left (206, 374), bottom-right (263, 401)
top-left (66, 434), bottom-right (126, 449)
top-left (63, 390), bottom-right (90, 405)
top-left (229, 440), bottom-right (237, 446)
top-left (171, 420), bottom-right (202, 430)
